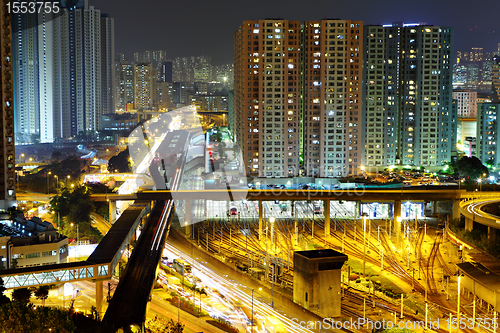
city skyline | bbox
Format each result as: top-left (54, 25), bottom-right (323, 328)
top-left (96, 0), bottom-right (500, 64)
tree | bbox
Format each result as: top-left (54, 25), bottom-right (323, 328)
top-left (108, 148), bottom-right (131, 173)
top-left (0, 302), bottom-right (75, 332)
top-left (51, 150), bottom-right (62, 162)
top-left (50, 186), bottom-right (101, 242)
top-left (12, 288), bottom-right (31, 304)
top-left (454, 156), bottom-right (489, 181)
top-left (0, 278), bottom-right (9, 305)
top-left (34, 286), bottom-right (49, 306)
top-left (146, 317), bottom-right (184, 333)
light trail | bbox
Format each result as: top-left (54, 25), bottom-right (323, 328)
top-left (162, 243), bottom-right (334, 333)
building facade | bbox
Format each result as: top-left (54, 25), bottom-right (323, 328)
top-left (0, 218), bottom-right (68, 269)
top-left (114, 54), bottom-right (134, 112)
top-left (476, 103), bottom-right (500, 166)
top-left (234, 19), bottom-right (363, 178)
top-left (13, 0), bottom-right (114, 142)
top-left (453, 90), bottom-right (477, 118)
top-left (100, 14), bottom-right (115, 115)
top-left (492, 55), bottom-right (500, 102)
top-left (134, 63), bottom-right (154, 110)
top-left (234, 19), bottom-right (302, 177)
top-left (303, 20), bottom-right (363, 177)
top-left (0, 0), bottom-right (15, 209)
top-left (362, 23), bottom-right (455, 169)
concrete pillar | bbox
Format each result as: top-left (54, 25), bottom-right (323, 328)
top-left (96, 280), bottom-right (103, 315)
top-left (355, 201), bottom-right (361, 219)
top-left (258, 199), bottom-right (263, 240)
top-left (108, 200), bottom-right (116, 224)
top-left (324, 199), bottom-right (331, 239)
top-left (488, 227), bottom-right (496, 244)
top-left (465, 217), bottom-right (473, 232)
top-left (394, 200), bottom-right (401, 237)
top-left (433, 201), bottom-right (438, 215)
top-left (394, 200), bottom-right (401, 218)
top-left (452, 200), bottom-right (460, 221)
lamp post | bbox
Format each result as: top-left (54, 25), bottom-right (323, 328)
top-left (251, 287), bottom-right (262, 333)
top-left (457, 274), bottom-right (462, 321)
top-left (71, 223), bottom-right (79, 246)
top-left (362, 214), bottom-right (367, 277)
top-left (47, 171), bottom-right (51, 194)
top-left (54, 175), bottom-right (59, 190)
top-left (65, 175), bottom-right (70, 187)
top-left (477, 178), bottom-right (482, 192)
top-left (269, 216), bottom-right (275, 254)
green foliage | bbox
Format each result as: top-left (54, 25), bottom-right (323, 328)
top-left (450, 218), bottom-right (500, 258)
top-left (12, 288), bottom-right (32, 304)
top-left (86, 182), bottom-right (113, 194)
top-left (51, 150), bottom-right (62, 162)
top-left (51, 186), bottom-right (94, 225)
top-left (0, 278), bottom-right (9, 305)
top-left (207, 317), bottom-right (239, 333)
top-left (451, 156), bottom-right (489, 181)
top-left (34, 286), bottom-right (49, 306)
top-left (0, 302), bottom-right (75, 333)
top-left (50, 186), bottom-right (102, 243)
top-left (108, 148), bottom-right (131, 173)
top-left (146, 317), bottom-right (184, 333)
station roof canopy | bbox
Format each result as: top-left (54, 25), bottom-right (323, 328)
top-left (457, 262), bottom-right (500, 291)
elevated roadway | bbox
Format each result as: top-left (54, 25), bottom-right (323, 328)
top-left (90, 188), bottom-right (467, 201)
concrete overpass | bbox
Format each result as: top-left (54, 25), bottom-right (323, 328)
top-left (459, 194), bottom-right (500, 244)
top-left (91, 187), bottom-right (470, 243)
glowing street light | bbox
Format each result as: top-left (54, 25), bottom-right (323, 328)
top-left (251, 287), bottom-right (262, 333)
top-left (362, 214), bottom-right (367, 276)
top-left (47, 171), bottom-right (51, 194)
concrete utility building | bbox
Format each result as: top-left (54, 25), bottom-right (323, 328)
top-left (0, 217), bottom-right (68, 269)
top-left (293, 249), bottom-right (348, 318)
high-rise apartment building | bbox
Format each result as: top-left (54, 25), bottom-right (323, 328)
top-left (159, 62), bottom-right (173, 83)
top-left (13, 0), bottom-right (114, 142)
top-left (115, 54), bottom-right (134, 111)
top-left (492, 55), bottom-right (500, 102)
top-left (453, 90), bottom-right (477, 118)
top-left (12, 10), bottom-right (55, 143)
top-left (362, 23), bottom-right (455, 168)
top-left (234, 19), bottom-right (301, 177)
top-left (234, 19), bottom-right (363, 178)
top-left (476, 103), bottom-right (500, 166)
top-left (134, 63), bottom-right (154, 110)
top-left (0, 0), bottom-right (15, 209)
top-left (101, 14), bottom-right (115, 115)
top-left (303, 20), bottom-right (363, 177)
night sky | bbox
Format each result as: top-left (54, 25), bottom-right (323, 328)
top-left (95, 0), bottom-right (500, 65)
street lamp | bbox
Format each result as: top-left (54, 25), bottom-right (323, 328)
top-left (477, 178), bottom-right (482, 192)
top-left (457, 274), bottom-right (462, 321)
top-left (47, 171), bottom-right (51, 194)
top-left (459, 178), bottom-right (464, 190)
top-left (362, 213), bottom-right (367, 277)
top-left (269, 216), bottom-right (275, 253)
top-left (251, 287), bottom-right (262, 333)
top-left (65, 175), bottom-right (70, 187)
top-left (70, 223), bottom-right (79, 246)
top-left (54, 175), bottom-right (59, 190)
